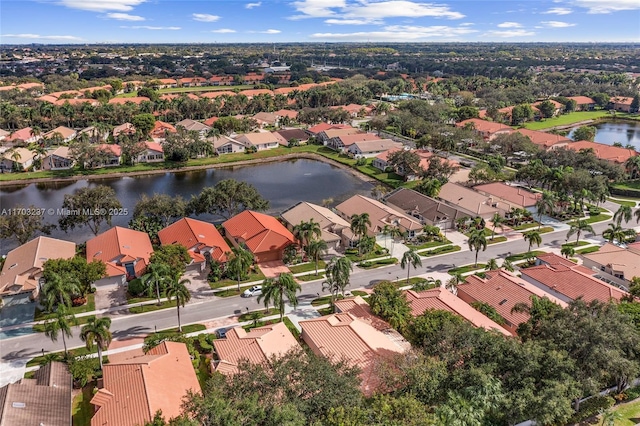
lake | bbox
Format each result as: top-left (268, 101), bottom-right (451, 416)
top-left (0, 158), bottom-right (372, 252)
top-left (568, 121), bottom-right (640, 150)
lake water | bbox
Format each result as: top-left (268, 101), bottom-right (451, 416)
top-left (568, 121), bottom-right (640, 150)
top-left (0, 158), bottom-right (372, 252)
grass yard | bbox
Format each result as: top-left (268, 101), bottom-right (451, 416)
top-left (506, 250), bottom-right (545, 262)
top-left (238, 308), bottom-right (280, 322)
top-left (449, 264), bottom-right (486, 275)
top-left (577, 246), bottom-right (601, 255)
top-left (209, 268), bottom-right (266, 289)
top-left (537, 226), bottom-right (555, 234)
top-left (72, 386), bottom-right (94, 426)
top-left (609, 398), bottom-right (640, 426)
top-left (358, 258), bottom-right (398, 269)
top-left (282, 317), bottom-right (300, 339)
top-left (34, 294), bottom-right (95, 321)
top-left (417, 245), bottom-right (461, 257)
top-left (288, 260), bottom-right (326, 274)
top-left (216, 288), bottom-right (242, 297)
top-left (128, 299), bottom-right (174, 314)
top-left (562, 240), bottom-right (590, 248)
top-left (522, 110), bottom-right (611, 130)
top-left (568, 214), bottom-right (612, 225)
top-left (608, 197), bottom-right (638, 207)
top-left (512, 222), bottom-right (541, 231)
top-left (311, 295), bottom-right (334, 306)
top-left (407, 239), bottom-right (451, 250)
top-left (317, 307), bottom-right (334, 315)
top-left (26, 346), bottom-right (104, 367)
top-left (487, 236), bottom-right (508, 244)
top-left (297, 273), bottom-right (325, 281)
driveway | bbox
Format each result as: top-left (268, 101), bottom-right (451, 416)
top-left (183, 270), bottom-right (213, 301)
top-left (94, 284), bottom-right (128, 311)
top-left (258, 261), bottom-right (291, 278)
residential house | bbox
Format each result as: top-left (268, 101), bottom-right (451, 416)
top-left (0, 237), bottom-right (76, 301)
top-left (108, 96), bottom-right (150, 106)
top-left (210, 135), bottom-right (247, 154)
top-left (568, 96), bottom-right (596, 111)
top-left (273, 129), bottom-right (310, 147)
top-left (200, 91), bottom-right (236, 100)
top-left (222, 210), bottom-right (295, 262)
top-left (405, 288), bottom-right (511, 336)
top-left (306, 122), bottom-right (350, 137)
top-left (96, 144), bottom-right (122, 167)
top-left (42, 146), bottom-right (74, 170)
top-left (208, 75), bottom-right (234, 86)
top-left (335, 195), bottom-right (423, 245)
top-left (86, 226), bottom-right (153, 286)
top-left (0, 147), bottom-right (36, 172)
top-left (327, 133), bottom-right (380, 152)
top-left (252, 112), bottom-right (279, 128)
top-left (234, 132), bottom-right (280, 151)
top-left (300, 313), bottom-right (407, 396)
top-left (54, 98), bottom-right (100, 107)
top-left (78, 126), bottom-right (108, 142)
top-left (610, 97), bottom-right (634, 113)
top-left (379, 149), bottom-right (459, 180)
top-left (5, 127), bottom-right (40, 144)
top-left (455, 118), bottom-right (513, 141)
top-left (239, 89), bottom-right (274, 99)
top-left (332, 103), bottom-right (371, 118)
top-left (158, 218), bottom-right (231, 271)
top-left (203, 116), bottom-right (219, 126)
top-left (532, 99), bottom-right (564, 117)
top-left (175, 119), bottom-right (211, 138)
top-left (281, 201), bottom-right (351, 250)
top-left (580, 242), bottom-right (640, 288)
top-left (566, 140), bottom-right (638, 164)
top-left (457, 269), bottom-right (568, 335)
top-left (437, 182), bottom-right (506, 219)
top-left (150, 120), bottom-right (176, 140)
top-left (347, 139), bottom-right (403, 158)
top-left (156, 78), bottom-right (177, 89)
top-left (515, 128), bottom-right (571, 151)
top-left (112, 122), bottom-right (136, 139)
top-left (0, 129), bottom-right (9, 141)
top-left (334, 296), bottom-right (403, 334)
top-left (0, 362), bottom-right (72, 426)
top-left (372, 148), bottom-right (397, 171)
top-left (242, 73), bottom-right (266, 85)
top-left (316, 127), bottom-right (361, 145)
top-left (179, 77), bottom-right (207, 87)
top-left (213, 322), bottom-right (300, 375)
top-left (136, 141), bottom-right (164, 163)
top-left (520, 261), bottom-right (627, 304)
top-left (91, 342), bottom-right (201, 426)
top-left (274, 109), bottom-right (299, 121)
top-left (43, 125), bottom-right (76, 143)
top-left (473, 182), bottom-right (541, 213)
top-left (384, 188), bottom-right (473, 230)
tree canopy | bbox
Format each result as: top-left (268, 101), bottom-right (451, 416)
top-left (188, 179), bottom-right (269, 220)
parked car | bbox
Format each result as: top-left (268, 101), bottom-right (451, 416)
top-left (216, 327), bottom-right (228, 339)
top-left (242, 285), bottom-right (262, 298)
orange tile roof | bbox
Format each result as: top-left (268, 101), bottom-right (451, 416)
top-left (98, 143), bottom-right (122, 156)
top-left (337, 133), bottom-right (380, 147)
top-left (566, 140), bottom-right (638, 164)
top-left (239, 89), bottom-right (274, 98)
top-left (612, 97), bottom-right (634, 106)
top-left (405, 288), bottom-right (511, 335)
top-left (150, 120), bottom-right (176, 138)
top-left (86, 227), bottom-right (153, 278)
top-left (6, 127), bottom-right (34, 142)
top-left (158, 218), bottom-right (231, 263)
top-left (199, 90), bottom-right (236, 99)
top-left (157, 78), bottom-right (176, 84)
top-left (203, 116), bottom-right (219, 126)
top-left (144, 141), bottom-right (163, 153)
top-left (515, 128), bottom-right (571, 149)
top-left (274, 109), bottom-right (298, 119)
top-left (213, 322), bottom-right (300, 375)
top-left (91, 341), bottom-right (201, 426)
top-left (222, 211), bottom-right (295, 256)
top-left (536, 252), bottom-right (595, 275)
top-left (473, 182), bottom-right (541, 208)
top-left (307, 123), bottom-right (350, 134)
top-left (455, 118), bottom-right (514, 135)
top-left (568, 96), bottom-right (595, 105)
top-left (334, 296), bottom-right (391, 331)
top-left (108, 96), bottom-right (150, 105)
top-left (520, 263), bottom-right (627, 303)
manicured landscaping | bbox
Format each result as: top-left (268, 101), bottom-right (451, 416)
top-left (282, 317), bottom-right (300, 339)
top-left (568, 214), bottom-right (612, 225)
top-left (238, 308), bottom-right (280, 322)
top-left (317, 307), bottom-right (334, 316)
top-left (26, 346), bottom-right (101, 367)
top-left (358, 258), bottom-right (398, 269)
top-left (487, 236), bottom-right (508, 244)
top-left (209, 268), bottom-right (266, 289)
top-left (162, 324), bottom-right (206, 334)
top-left (311, 295), bottom-right (334, 306)
top-left (505, 250), bottom-right (544, 262)
top-left (297, 273), bottom-right (325, 281)
top-left (608, 197), bottom-right (637, 207)
top-left (128, 299), bottom-right (174, 314)
top-left (577, 246), bottom-right (601, 255)
top-left (33, 315), bottom-right (95, 332)
top-left (406, 239), bottom-right (451, 250)
top-left (562, 240), bottom-right (590, 248)
top-left (352, 290), bottom-right (368, 297)
top-left (537, 226), bottom-right (555, 234)
top-left (34, 294), bottom-right (95, 321)
top-left (513, 222), bottom-right (542, 231)
top-left (215, 288), bottom-right (242, 297)
top-left (288, 260), bottom-right (326, 274)
top-left (609, 398), bottom-right (640, 426)
top-left (345, 245), bottom-right (389, 262)
top-left (522, 110), bottom-right (611, 130)
top-left (72, 385), bottom-right (94, 426)
top-left (448, 264), bottom-right (487, 275)
top-left (417, 245), bottom-right (461, 257)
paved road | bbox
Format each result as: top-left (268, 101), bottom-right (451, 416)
top-left (0, 212), bottom-right (620, 363)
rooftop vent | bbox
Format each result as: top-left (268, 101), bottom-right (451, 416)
top-left (499, 299), bottom-right (508, 305)
top-left (122, 245), bottom-right (131, 249)
top-left (8, 263), bottom-right (17, 269)
top-left (93, 251), bottom-right (102, 257)
top-left (12, 402), bottom-right (26, 408)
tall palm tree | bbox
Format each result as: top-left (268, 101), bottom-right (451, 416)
top-left (468, 228), bottom-right (487, 267)
top-left (41, 271), bottom-right (81, 312)
top-left (602, 223), bottom-right (627, 244)
top-left (536, 190), bottom-right (557, 229)
top-left (446, 273), bottom-right (464, 294)
top-left (293, 219), bottom-right (321, 254)
top-left (80, 316), bottom-right (112, 370)
top-left (560, 246), bottom-right (575, 259)
top-left (226, 245), bottom-right (254, 290)
top-left (141, 262), bottom-right (170, 305)
top-left (523, 230), bottom-right (542, 252)
top-left (567, 219), bottom-right (594, 245)
top-left (490, 213), bottom-right (505, 240)
top-left (323, 256), bottom-right (353, 309)
top-left (165, 274), bottom-right (191, 332)
top-left (350, 213), bottom-right (371, 255)
top-left (400, 249), bottom-right (422, 284)
top-left (613, 205), bottom-right (633, 226)
top-left (43, 306), bottom-right (77, 355)
top-left (486, 258), bottom-right (499, 271)
top-left (307, 239), bottom-right (327, 276)
top-left (258, 273), bottom-right (301, 322)
top-left (502, 259), bottom-right (516, 272)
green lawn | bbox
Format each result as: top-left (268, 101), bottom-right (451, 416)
top-left (210, 268), bottom-right (266, 289)
top-left (512, 222), bottom-right (541, 231)
top-left (538, 226), bottom-right (555, 234)
top-left (317, 307), bottom-right (334, 316)
top-left (238, 308), bottom-right (280, 322)
top-left (522, 110), bottom-right (611, 130)
top-left (297, 273), bottom-right (325, 281)
top-left (128, 299), bottom-right (174, 314)
top-left (216, 288), bottom-right (242, 297)
top-left (26, 346), bottom-right (102, 367)
top-left (506, 250), bottom-right (544, 262)
top-left (282, 317), bottom-right (300, 339)
top-left (562, 240), bottom-right (590, 248)
top-left (34, 294), bottom-right (95, 321)
top-left (568, 214), bottom-right (612, 225)
top-left (577, 246), bottom-right (601, 255)
top-left (449, 264), bottom-right (486, 275)
top-left (72, 385), bottom-right (94, 426)
top-left (406, 239), bottom-right (451, 250)
top-left (487, 236), bottom-right (508, 244)
top-left (358, 258), bottom-right (398, 269)
top-left (417, 245), bottom-right (461, 257)
top-left (610, 398), bottom-right (640, 426)
top-left (608, 197), bottom-right (638, 207)
top-left (288, 260), bottom-right (326, 274)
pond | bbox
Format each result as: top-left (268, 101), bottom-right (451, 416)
top-left (568, 121), bottom-right (640, 150)
top-left (0, 158), bottom-right (373, 251)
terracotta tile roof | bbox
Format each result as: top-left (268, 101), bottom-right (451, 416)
top-left (459, 270), bottom-right (567, 329)
top-left (98, 143), bottom-right (122, 156)
top-left (199, 90), bottom-right (236, 99)
top-left (334, 296), bottom-right (391, 331)
top-left (300, 313), bottom-right (406, 396)
top-left (203, 116), bottom-right (219, 126)
top-left (0, 362), bottom-right (72, 426)
top-left (223, 210), bottom-right (295, 255)
top-left (158, 218), bottom-right (231, 263)
top-left (43, 125), bottom-right (76, 140)
top-left (532, 99), bottom-right (564, 109)
top-left (91, 341), bottom-right (201, 426)
top-left (239, 89), bottom-right (274, 98)
top-left (405, 288), bottom-right (511, 335)
top-left (38, 94), bottom-right (60, 103)
top-left (580, 242), bottom-right (640, 282)
top-left (473, 182), bottom-right (541, 208)
top-left (113, 122), bottom-right (136, 137)
top-left (157, 78), bottom-right (177, 84)
top-left (536, 252), bottom-right (594, 275)
top-left (337, 133), bottom-right (380, 147)
top-left (175, 119), bottom-right (211, 132)
top-left (5, 127), bottom-right (34, 142)
top-left (438, 182), bottom-right (504, 216)
top-left (515, 128), bottom-right (571, 149)
top-left (612, 97), bottom-right (634, 106)
top-left (307, 123), bottom-right (350, 134)
top-left (455, 118), bottom-right (514, 135)
top-left (17, 82), bottom-right (44, 90)
top-left (566, 140), bottom-right (638, 164)
top-left (274, 109), bottom-right (299, 119)
top-left (56, 98), bottom-right (100, 106)
top-left (335, 194), bottom-right (423, 235)
top-left (86, 227), bottom-right (153, 278)
top-left (273, 87), bottom-right (299, 95)
top-left (520, 263), bottom-right (627, 303)
top-left (213, 322), bottom-right (300, 375)
top-left (0, 236), bottom-right (76, 295)
top-left (149, 120), bottom-right (176, 138)
top-left (568, 96), bottom-right (595, 105)
top-left (144, 141), bottom-right (163, 153)
top-left (108, 96), bottom-right (150, 105)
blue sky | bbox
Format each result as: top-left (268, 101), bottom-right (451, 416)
top-left (1, 0), bottom-right (639, 44)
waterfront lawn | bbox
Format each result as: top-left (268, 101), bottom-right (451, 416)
top-left (523, 110), bottom-right (611, 130)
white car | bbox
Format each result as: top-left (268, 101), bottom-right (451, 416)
top-left (242, 285), bottom-right (262, 297)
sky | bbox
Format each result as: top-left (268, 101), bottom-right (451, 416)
top-left (0, 0), bottom-right (639, 44)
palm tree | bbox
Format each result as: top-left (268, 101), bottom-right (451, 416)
top-left (599, 408), bottom-right (622, 426)
top-left (602, 223), bottom-right (627, 244)
top-left (40, 271), bottom-right (81, 312)
top-left (258, 273), bottom-right (301, 322)
top-left (307, 239), bottom-right (327, 276)
top-left (625, 155), bottom-right (640, 179)
top-left (292, 219), bottom-right (321, 254)
top-left (502, 259), bottom-right (516, 272)
top-left (567, 219), bottom-right (594, 245)
top-left (43, 306), bottom-right (77, 355)
top-left (446, 273), bottom-right (464, 294)
top-left (80, 316), bottom-right (112, 370)
top-left (165, 274), bottom-right (191, 332)
top-left (523, 230), bottom-right (542, 252)
top-left (400, 249), bottom-right (422, 284)
top-left (468, 228), bottom-right (487, 267)
top-left (226, 245), bottom-right (254, 290)
top-left (560, 246), bottom-right (575, 259)
top-left (486, 258), bottom-right (499, 271)
top-left (141, 262), bottom-right (170, 305)
top-left (350, 213), bottom-right (371, 255)
top-left (323, 257), bottom-right (353, 309)
top-left (536, 191), bottom-right (557, 228)
top-left (613, 205), bottom-right (633, 226)
top-left (490, 213), bottom-right (505, 240)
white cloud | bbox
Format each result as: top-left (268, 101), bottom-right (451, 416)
top-left (485, 29), bottom-right (536, 37)
top-left (192, 13), bottom-right (220, 22)
top-left (310, 24), bottom-right (477, 41)
top-left (2, 33), bottom-right (83, 41)
top-left (262, 29), bottom-right (281, 34)
top-left (540, 20), bottom-right (576, 27)
top-left (291, 0), bottom-right (464, 20)
top-left (121, 25), bottom-right (181, 30)
top-left (58, 0), bottom-right (146, 12)
top-left (210, 28), bottom-right (236, 33)
top-left (572, 0), bottom-right (639, 13)
top-left (104, 12), bottom-right (145, 21)
top-left (542, 7), bottom-right (573, 14)
top-left (325, 18), bottom-right (381, 25)
top-left (497, 21), bottom-right (522, 28)
top-left (245, 2), bottom-right (262, 9)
